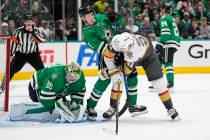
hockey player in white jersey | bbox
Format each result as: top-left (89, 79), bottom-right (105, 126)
top-left (103, 32), bottom-right (180, 120)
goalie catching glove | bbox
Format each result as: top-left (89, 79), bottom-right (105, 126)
top-left (55, 98), bottom-right (86, 123)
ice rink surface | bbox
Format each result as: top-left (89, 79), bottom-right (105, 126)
top-left (0, 74), bottom-right (210, 140)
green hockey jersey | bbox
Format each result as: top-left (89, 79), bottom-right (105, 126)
top-left (27, 64), bottom-right (86, 114)
top-left (83, 14), bottom-right (123, 54)
top-left (159, 14), bottom-right (181, 48)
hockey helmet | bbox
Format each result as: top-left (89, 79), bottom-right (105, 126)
top-left (65, 62), bottom-right (81, 83)
top-left (78, 5), bottom-right (95, 17)
top-left (111, 32), bottom-right (134, 53)
top-left (24, 14), bottom-right (34, 21)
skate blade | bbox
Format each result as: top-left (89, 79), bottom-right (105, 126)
top-left (172, 116), bottom-right (181, 121)
top-left (102, 117), bottom-right (112, 121)
top-left (87, 116), bottom-right (97, 121)
top-left (130, 110), bottom-right (148, 117)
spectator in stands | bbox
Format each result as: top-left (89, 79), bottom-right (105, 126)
top-left (150, 7), bottom-right (159, 21)
top-left (120, 6), bottom-right (129, 20)
top-left (200, 17), bottom-right (210, 39)
top-left (66, 17), bottom-right (78, 40)
top-left (15, 0), bottom-right (27, 16)
top-left (32, 0), bottom-right (49, 21)
top-left (157, 0), bottom-right (164, 12)
top-left (0, 0), bottom-right (17, 19)
top-left (139, 17), bottom-right (156, 39)
top-left (54, 19), bottom-right (71, 41)
top-left (134, 13), bottom-right (144, 29)
top-left (132, 2), bottom-right (141, 18)
top-left (0, 22), bottom-right (9, 34)
top-left (39, 20), bottom-right (51, 40)
top-left (8, 19), bottom-right (16, 36)
top-left (150, 13), bottom-right (160, 37)
top-left (94, 0), bottom-right (109, 13)
top-left (142, 2), bottom-right (150, 18)
top-left (191, 0), bottom-right (202, 20)
top-left (177, 0), bottom-right (193, 19)
top-left (125, 17), bottom-right (139, 33)
top-left (204, 1), bottom-right (210, 22)
top-left (149, 0), bottom-right (158, 10)
top-left (180, 11), bottom-right (192, 39)
top-left (32, 0), bottom-right (49, 15)
top-left (191, 19), bottom-right (201, 39)
top-left (15, 0), bottom-right (27, 26)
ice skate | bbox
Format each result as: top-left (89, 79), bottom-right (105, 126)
top-left (168, 108), bottom-right (180, 121)
top-left (129, 105), bottom-right (148, 117)
top-left (103, 106), bottom-right (116, 120)
top-left (86, 107), bottom-right (97, 121)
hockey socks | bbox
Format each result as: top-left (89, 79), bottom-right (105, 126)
top-left (158, 90), bottom-right (173, 110)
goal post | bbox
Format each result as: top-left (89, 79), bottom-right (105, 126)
top-left (0, 34), bottom-right (11, 112)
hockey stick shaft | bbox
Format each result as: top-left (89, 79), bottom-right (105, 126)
top-left (118, 63), bottom-right (130, 117)
top-left (116, 95), bottom-right (119, 135)
top-left (113, 20), bottom-right (119, 135)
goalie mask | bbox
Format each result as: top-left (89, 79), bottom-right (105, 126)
top-left (65, 62), bottom-right (81, 83)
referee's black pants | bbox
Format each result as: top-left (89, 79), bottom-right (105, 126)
top-left (10, 52), bottom-right (44, 80)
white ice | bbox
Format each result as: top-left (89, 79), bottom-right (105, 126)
top-left (0, 74), bottom-right (210, 140)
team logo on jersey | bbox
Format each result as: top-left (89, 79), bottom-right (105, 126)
top-left (126, 51), bottom-right (134, 59)
top-left (104, 29), bottom-right (112, 41)
top-left (46, 80), bottom-right (53, 90)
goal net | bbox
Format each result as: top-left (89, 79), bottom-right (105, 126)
top-left (0, 35), bottom-right (11, 112)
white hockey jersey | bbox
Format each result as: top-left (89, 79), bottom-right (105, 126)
top-left (111, 32), bottom-right (149, 63)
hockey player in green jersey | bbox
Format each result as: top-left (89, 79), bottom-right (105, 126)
top-left (155, 4), bottom-right (181, 92)
top-left (79, 5), bottom-right (147, 120)
top-left (10, 62), bottom-right (86, 123)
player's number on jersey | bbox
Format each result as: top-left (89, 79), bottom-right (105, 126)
top-left (172, 22), bottom-right (179, 37)
top-left (161, 20), bottom-right (179, 37)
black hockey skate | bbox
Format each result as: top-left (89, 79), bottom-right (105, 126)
top-left (86, 108), bottom-right (97, 121)
top-left (129, 105), bottom-right (148, 117)
top-left (168, 108), bottom-right (180, 121)
top-left (103, 107), bottom-right (116, 120)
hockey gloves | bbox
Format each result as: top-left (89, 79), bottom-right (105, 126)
top-left (155, 43), bottom-right (164, 62)
top-left (108, 12), bottom-right (119, 23)
top-left (114, 53), bottom-right (124, 66)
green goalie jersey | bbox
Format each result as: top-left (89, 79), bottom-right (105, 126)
top-left (83, 14), bottom-right (124, 53)
top-left (27, 64), bottom-right (86, 113)
top-left (159, 14), bottom-right (181, 48)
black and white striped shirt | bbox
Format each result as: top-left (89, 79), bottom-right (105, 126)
top-left (10, 26), bottom-right (45, 56)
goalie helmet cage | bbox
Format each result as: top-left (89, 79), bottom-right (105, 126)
top-left (0, 34), bottom-right (11, 112)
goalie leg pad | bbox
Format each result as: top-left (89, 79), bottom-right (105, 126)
top-left (9, 103), bottom-right (59, 122)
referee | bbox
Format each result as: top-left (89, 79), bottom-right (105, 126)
top-left (0, 15), bottom-right (45, 93)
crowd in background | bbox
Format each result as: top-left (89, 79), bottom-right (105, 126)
top-left (0, 0), bottom-right (210, 41)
